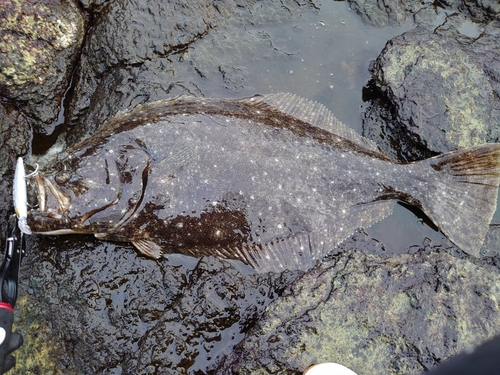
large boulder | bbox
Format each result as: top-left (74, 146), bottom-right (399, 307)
top-left (363, 14), bottom-right (500, 160)
top-left (0, 0), bottom-right (85, 132)
top-left (216, 239), bottom-right (500, 374)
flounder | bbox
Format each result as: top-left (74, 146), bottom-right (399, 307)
top-left (27, 93), bottom-right (500, 273)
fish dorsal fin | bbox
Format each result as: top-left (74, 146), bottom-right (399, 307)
top-left (248, 93), bottom-right (382, 155)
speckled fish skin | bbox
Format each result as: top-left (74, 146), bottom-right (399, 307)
top-left (27, 93), bottom-right (500, 273)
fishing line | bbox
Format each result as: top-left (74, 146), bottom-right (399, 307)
top-left (24, 164), bottom-right (39, 179)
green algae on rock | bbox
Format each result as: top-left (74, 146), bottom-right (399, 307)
top-left (363, 14), bottom-right (500, 159)
top-left (215, 240), bottom-right (500, 374)
top-left (0, 0), bottom-right (85, 130)
top-left (12, 295), bottom-right (74, 375)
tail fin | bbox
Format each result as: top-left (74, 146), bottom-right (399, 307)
top-left (415, 143), bottom-right (500, 256)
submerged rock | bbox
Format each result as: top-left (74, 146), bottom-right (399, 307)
top-left (347, 0), bottom-right (500, 27)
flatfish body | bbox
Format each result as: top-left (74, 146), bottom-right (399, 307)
top-left (27, 94), bottom-right (500, 273)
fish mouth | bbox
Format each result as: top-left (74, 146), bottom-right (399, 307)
top-left (32, 173), bottom-right (71, 219)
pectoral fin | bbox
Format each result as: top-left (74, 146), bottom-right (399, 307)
top-left (132, 239), bottom-right (162, 259)
top-left (94, 233), bottom-right (163, 259)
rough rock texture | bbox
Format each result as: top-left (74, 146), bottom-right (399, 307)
top-left (65, 0), bottom-right (315, 145)
top-left (216, 233), bottom-right (500, 375)
top-left (346, 0), bottom-right (417, 27)
top-left (442, 0), bottom-right (500, 22)
top-left (66, 0), bottom-right (235, 143)
top-left (14, 237), bottom-right (298, 374)
top-left (347, 0), bottom-right (500, 27)
top-left (0, 103), bottom-right (31, 238)
top-left (0, 0), bottom-right (85, 252)
top-left (362, 14), bottom-right (500, 160)
top-left (0, 0), bottom-right (85, 132)
top-left (15, 230), bottom-right (500, 375)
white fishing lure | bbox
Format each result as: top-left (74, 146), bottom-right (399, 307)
top-left (13, 157), bottom-right (32, 235)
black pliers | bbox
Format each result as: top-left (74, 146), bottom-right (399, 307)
top-left (0, 216), bottom-right (25, 374)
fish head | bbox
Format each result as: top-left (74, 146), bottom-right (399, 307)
top-left (27, 145), bottom-right (150, 236)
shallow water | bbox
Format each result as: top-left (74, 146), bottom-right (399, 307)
top-left (182, 1), bottom-right (414, 132)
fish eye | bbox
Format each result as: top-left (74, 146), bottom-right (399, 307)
top-left (55, 171), bottom-right (71, 185)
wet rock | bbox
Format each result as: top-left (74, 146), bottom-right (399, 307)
top-left (65, 0), bottom-right (318, 145)
top-left (481, 224), bottom-right (500, 259)
top-left (0, 103), bottom-right (31, 242)
top-left (66, 0), bottom-right (236, 143)
top-left (346, 0), bottom-right (415, 27)
top-left (14, 228), bottom-right (500, 374)
top-left (78, 0), bottom-right (111, 12)
top-left (363, 14), bottom-right (500, 160)
top-left (441, 0), bottom-right (500, 23)
top-left (347, 0), bottom-right (499, 27)
top-left (0, 0), bottom-right (85, 133)
top-left (14, 236), bottom-right (299, 374)
top-left (215, 235), bottom-right (500, 374)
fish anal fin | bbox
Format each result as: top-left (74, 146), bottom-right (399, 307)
top-left (225, 200), bottom-right (396, 274)
top-left (231, 233), bottom-right (315, 274)
top-left (132, 239), bottom-right (162, 259)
